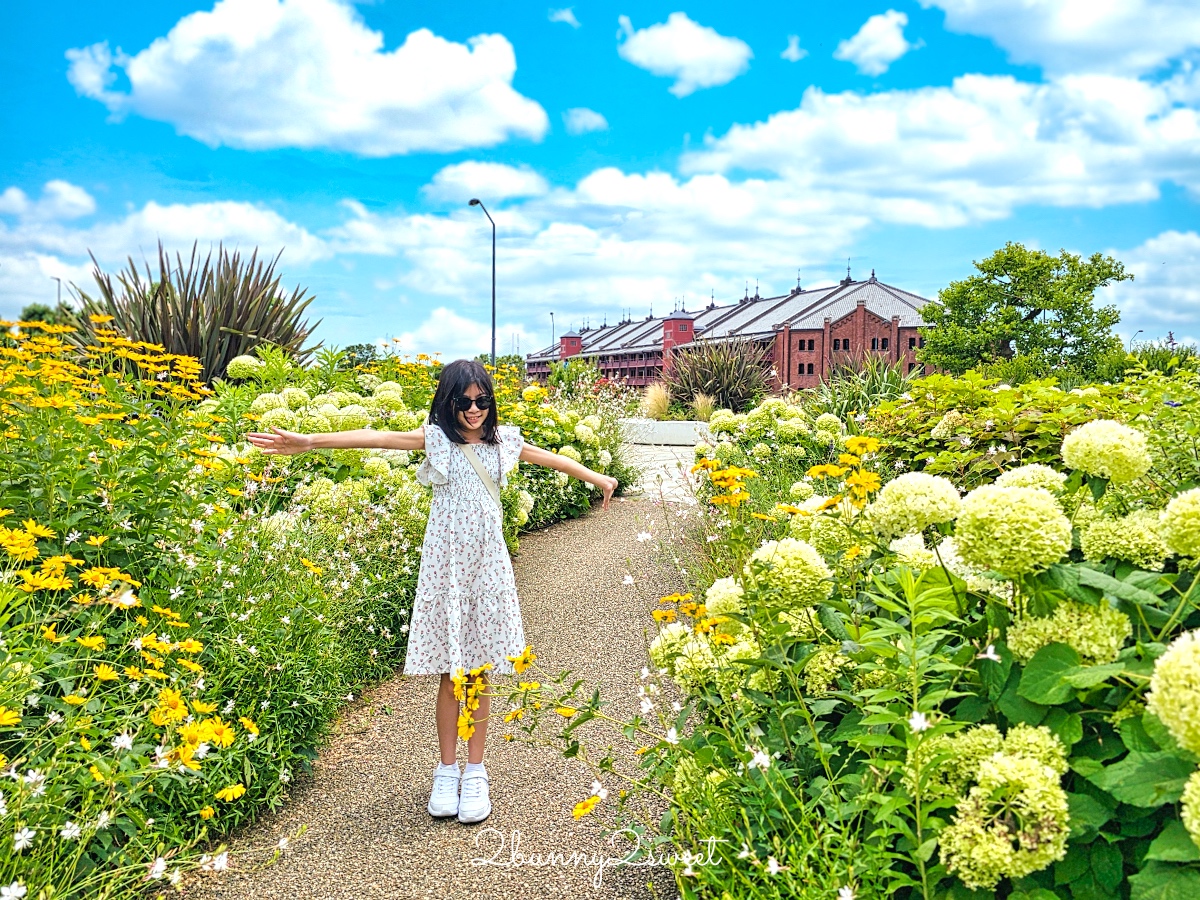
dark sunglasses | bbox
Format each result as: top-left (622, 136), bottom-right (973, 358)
top-left (453, 394), bottom-right (493, 412)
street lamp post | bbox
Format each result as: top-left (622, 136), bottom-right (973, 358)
top-left (468, 198), bottom-right (496, 369)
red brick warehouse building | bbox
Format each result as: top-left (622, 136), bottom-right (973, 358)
top-left (526, 270), bottom-right (932, 390)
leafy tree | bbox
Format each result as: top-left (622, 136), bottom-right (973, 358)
top-left (919, 242), bottom-right (1130, 377)
top-left (475, 352), bottom-right (526, 376)
top-left (19, 302), bottom-right (80, 327)
top-left (341, 343), bottom-right (379, 369)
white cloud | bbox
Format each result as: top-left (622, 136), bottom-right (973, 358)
top-left (383, 306), bottom-right (539, 358)
top-left (422, 162), bottom-right (549, 203)
top-left (834, 10), bottom-right (916, 76)
top-left (0, 252), bottom-right (94, 320)
top-left (683, 72), bottom-right (1200, 225)
top-left (563, 107), bottom-right (609, 135)
top-left (66, 0), bottom-right (549, 156)
top-left (920, 0), bottom-right (1200, 76)
top-left (1099, 230), bottom-right (1200, 343)
top-left (781, 35), bottom-right (807, 63)
top-left (616, 12), bottom-right (752, 97)
top-left (0, 181), bottom-right (96, 221)
top-left (548, 7), bottom-right (580, 28)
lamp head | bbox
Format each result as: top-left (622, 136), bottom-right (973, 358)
top-left (469, 198), bottom-right (480, 206)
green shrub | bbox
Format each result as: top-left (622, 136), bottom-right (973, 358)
top-left (665, 339), bottom-right (770, 412)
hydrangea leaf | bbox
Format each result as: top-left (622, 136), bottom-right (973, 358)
top-left (1120, 716), bottom-right (1162, 753)
top-left (1062, 661), bottom-right (1126, 689)
top-left (1086, 751), bottom-right (1195, 808)
top-left (1129, 861), bottom-right (1200, 900)
top-left (1077, 567), bottom-right (1164, 608)
top-left (998, 667), bottom-right (1049, 725)
top-left (1066, 791), bottom-right (1113, 840)
top-left (1146, 821), bottom-right (1200, 863)
top-left (1092, 840), bottom-right (1125, 892)
top-left (978, 640), bottom-right (1013, 700)
top-left (1018, 642), bottom-right (1081, 705)
top-left (1043, 708), bottom-right (1083, 747)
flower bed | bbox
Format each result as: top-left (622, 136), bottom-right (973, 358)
top-left (0, 328), bottom-right (634, 898)
top-left (493, 365), bottom-right (1200, 899)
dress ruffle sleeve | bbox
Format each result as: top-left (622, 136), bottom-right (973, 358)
top-left (497, 425), bottom-right (524, 488)
top-left (416, 423), bottom-right (451, 487)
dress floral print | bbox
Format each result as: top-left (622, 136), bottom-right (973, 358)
top-left (403, 423), bottom-right (526, 676)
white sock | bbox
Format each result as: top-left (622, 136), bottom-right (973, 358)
top-left (464, 762), bottom-right (486, 776)
top-left (436, 762), bottom-right (460, 776)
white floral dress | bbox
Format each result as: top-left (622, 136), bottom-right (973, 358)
top-left (403, 423), bottom-right (526, 676)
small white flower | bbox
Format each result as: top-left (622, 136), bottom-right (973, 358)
top-left (1, 882), bottom-right (27, 900)
top-left (664, 727), bottom-right (679, 744)
top-left (746, 747), bottom-right (772, 771)
top-left (195, 742), bottom-right (211, 760)
top-left (622, 575), bottom-right (634, 586)
top-left (591, 779), bottom-right (609, 800)
top-left (211, 851), bottom-right (229, 871)
top-left (261, 699), bottom-right (271, 709)
top-left (278, 837), bottom-right (290, 851)
top-left (112, 733), bottom-right (133, 752)
top-left (706, 534), bottom-right (719, 542)
top-left (681, 863), bottom-right (697, 876)
top-left (148, 857), bottom-right (167, 880)
top-left (12, 828), bottom-right (34, 852)
top-left (169, 869), bottom-right (183, 887)
top-left (22, 771), bottom-right (45, 796)
top-left (838, 887), bottom-right (856, 900)
top-left (637, 531), bottom-right (653, 542)
top-left (736, 842), bottom-right (752, 859)
top-left (0, 794), bottom-right (6, 816)
top-left (95, 811), bottom-right (112, 830)
top-left (977, 644), bottom-right (1001, 663)
top-left (639, 666), bottom-right (650, 680)
top-left (765, 856), bottom-right (788, 874)
top-left (908, 710), bottom-right (932, 733)
top-left (23, 696), bottom-right (37, 709)
top-left (279, 770), bottom-right (291, 783)
top-left (169, 586), bottom-right (184, 601)
top-left (65, 530), bottom-right (81, 543)
top-left (639, 697), bottom-right (655, 716)
top-left (280, 616), bottom-right (290, 626)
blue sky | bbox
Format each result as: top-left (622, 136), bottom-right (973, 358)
top-left (3, 0), bottom-right (1199, 357)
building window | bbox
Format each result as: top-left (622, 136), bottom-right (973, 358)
top-left (806, 363), bottom-right (814, 375)
top-left (871, 337), bottom-right (878, 350)
top-left (908, 362), bottom-right (916, 372)
top-left (919, 337), bottom-right (926, 348)
top-left (678, 323), bottom-right (687, 331)
top-left (881, 338), bottom-right (889, 350)
top-left (807, 339), bottom-right (815, 351)
top-left (833, 339), bottom-right (841, 350)
top-left (909, 337), bottom-right (917, 349)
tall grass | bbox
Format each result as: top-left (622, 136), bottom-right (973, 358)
top-left (641, 382), bottom-right (672, 420)
top-left (690, 392), bottom-right (716, 422)
top-left (802, 355), bottom-right (917, 428)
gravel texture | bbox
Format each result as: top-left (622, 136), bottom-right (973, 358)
top-left (185, 496), bottom-right (683, 900)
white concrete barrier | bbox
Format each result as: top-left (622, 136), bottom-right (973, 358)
top-left (619, 417), bottom-right (710, 446)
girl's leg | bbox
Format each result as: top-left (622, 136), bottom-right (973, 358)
top-left (466, 672), bottom-right (490, 765)
top-left (435, 673), bottom-right (458, 766)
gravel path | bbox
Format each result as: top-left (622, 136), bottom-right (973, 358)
top-left (186, 496), bottom-right (683, 900)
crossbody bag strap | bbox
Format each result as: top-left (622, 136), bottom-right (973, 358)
top-left (458, 442), bottom-right (502, 511)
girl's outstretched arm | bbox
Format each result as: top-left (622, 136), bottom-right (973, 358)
top-left (519, 441), bottom-right (619, 510)
top-left (245, 426), bottom-right (427, 455)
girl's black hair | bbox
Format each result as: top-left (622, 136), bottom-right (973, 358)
top-left (427, 359), bottom-right (499, 445)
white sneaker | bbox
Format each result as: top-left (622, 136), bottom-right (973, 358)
top-left (457, 770), bottom-right (491, 824)
top-left (427, 766), bottom-right (460, 818)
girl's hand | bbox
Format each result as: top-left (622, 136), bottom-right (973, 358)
top-left (596, 475), bottom-right (619, 510)
top-left (245, 426), bottom-right (313, 455)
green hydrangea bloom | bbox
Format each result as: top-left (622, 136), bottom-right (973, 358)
top-left (1182, 770), bottom-right (1200, 852)
top-left (814, 413), bottom-right (843, 433)
top-left (1002, 724), bottom-right (1069, 776)
top-left (249, 392), bottom-right (287, 414)
top-left (278, 386), bottom-right (310, 410)
top-left (713, 441), bottom-right (737, 462)
top-left (704, 577), bottom-right (745, 636)
top-left (356, 373), bottom-right (382, 392)
top-left (373, 381), bottom-right (404, 396)
top-left (1082, 511), bottom-right (1169, 571)
top-left (802, 646), bottom-right (851, 694)
top-left (814, 428), bottom-right (838, 446)
top-left (889, 533), bottom-right (937, 571)
top-left (557, 444), bottom-right (582, 463)
top-left (1007, 600), bottom-right (1131, 665)
top-left (776, 419), bottom-right (810, 442)
top-left (673, 636), bottom-right (718, 691)
top-left (867, 472), bottom-right (962, 539)
top-left (1161, 488), bottom-right (1200, 558)
top-left (904, 725), bottom-right (1004, 800)
top-left (258, 407), bottom-right (296, 431)
top-left (930, 409), bottom-right (970, 441)
top-left (362, 457), bottom-right (390, 477)
top-left (329, 405), bottom-right (371, 431)
top-left (574, 423), bottom-right (598, 445)
top-left (694, 442), bottom-right (713, 460)
top-left (1147, 630), bottom-right (1200, 755)
top-left (995, 463), bottom-right (1068, 495)
top-left (332, 448), bottom-right (368, 469)
top-left (1061, 419), bottom-right (1152, 483)
top-left (517, 490), bottom-right (535, 515)
top-left (648, 623), bottom-right (691, 675)
top-left (581, 415), bottom-right (601, 430)
top-left (745, 538), bottom-right (833, 609)
top-left (293, 476), bottom-right (335, 507)
top-left (939, 753), bottom-right (1070, 890)
top-left (954, 485), bottom-right (1071, 576)
top-left (330, 391), bottom-right (364, 406)
top-left (788, 513), bottom-right (852, 557)
top-left (597, 449), bottom-right (612, 469)
top-left (789, 481), bottom-right (815, 502)
top-left (937, 537), bottom-right (1013, 602)
top-left (750, 442), bottom-right (772, 460)
top-left (372, 392), bottom-right (407, 414)
top-left (706, 410), bottom-right (738, 434)
top-left (196, 398), bottom-right (220, 414)
top-left (224, 355), bottom-right (263, 380)
top-left (515, 508), bottom-right (529, 527)
top-left (297, 412), bottom-right (332, 434)
top-left (716, 638), bottom-right (778, 698)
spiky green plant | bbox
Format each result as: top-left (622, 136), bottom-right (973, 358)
top-left (641, 382), bottom-right (672, 420)
top-left (74, 242), bottom-right (320, 383)
top-left (805, 354), bottom-right (918, 426)
top-left (690, 392), bottom-right (716, 422)
top-left (665, 339), bottom-right (770, 412)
